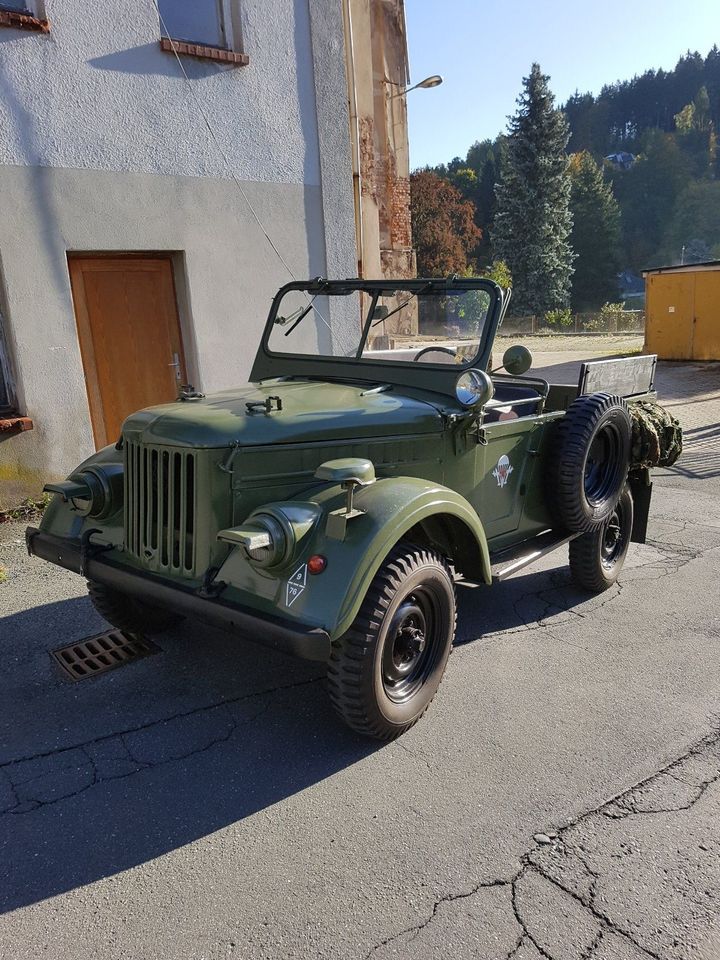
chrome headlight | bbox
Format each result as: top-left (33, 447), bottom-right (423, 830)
top-left (455, 368), bottom-right (494, 408)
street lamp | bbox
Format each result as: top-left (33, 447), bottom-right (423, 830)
top-left (387, 74), bottom-right (443, 98)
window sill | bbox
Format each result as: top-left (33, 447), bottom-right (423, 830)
top-left (0, 9), bottom-right (50, 32)
top-left (0, 416), bottom-right (33, 438)
top-left (159, 37), bottom-right (249, 66)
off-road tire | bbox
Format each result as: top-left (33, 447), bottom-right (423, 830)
top-left (569, 485), bottom-right (633, 592)
top-left (547, 393), bottom-right (632, 533)
top-left (327, 544), bottom-right (456, 740)
top-left (88, 581), bottom-right (183, 635)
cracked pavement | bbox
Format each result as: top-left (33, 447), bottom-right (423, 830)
top-left (1, 359), bottom-right (719, 959)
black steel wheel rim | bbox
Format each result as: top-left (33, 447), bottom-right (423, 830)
top-left (601, 504), bottom-right (625, 568)
top-left (381, 588), bottom-right (442, 704)
top-left (584, 422), bottom-right (623, 506)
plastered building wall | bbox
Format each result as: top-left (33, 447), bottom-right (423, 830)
top-left (0, 0), bottom-right (356, 505)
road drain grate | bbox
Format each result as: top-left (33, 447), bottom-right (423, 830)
top-left (51, 630), bottom-right (161, 681)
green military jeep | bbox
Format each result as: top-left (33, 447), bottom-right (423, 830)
top-left (28, 278), bottom-right (680, 739)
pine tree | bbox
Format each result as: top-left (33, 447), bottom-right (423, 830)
top-left (569, 152), bottom-right (621, 309)
top-left (492, 64), bottom-right (574, 315)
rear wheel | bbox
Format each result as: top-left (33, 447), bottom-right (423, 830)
top-left (327, 545), bottom-right (456, 739)
top-left (569, 485), bottom-right (633, 592)
top-left (88, 581), bottom-right (183, 635)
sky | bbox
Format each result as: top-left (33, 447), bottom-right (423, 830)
top-left (405, 0), bottom-right (719, 169)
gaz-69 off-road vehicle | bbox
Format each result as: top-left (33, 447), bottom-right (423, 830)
top-left (29, 278), bottom-right (681, 739)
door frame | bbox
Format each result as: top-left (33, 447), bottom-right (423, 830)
top-left (67, 252), bottom-right (194, 448)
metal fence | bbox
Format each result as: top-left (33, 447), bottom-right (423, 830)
top-left (500, 311), bottom-right (646, 337)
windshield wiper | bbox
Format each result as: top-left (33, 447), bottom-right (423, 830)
top-left (371, 281), bottom-right (435, 327)
top-left (283, 302), bottom-right (315, 337)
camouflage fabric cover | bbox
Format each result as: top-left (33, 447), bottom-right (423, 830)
top-left (629, 400), bottom-right (683, 469)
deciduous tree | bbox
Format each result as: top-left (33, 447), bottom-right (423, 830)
top-left (661, 180), bottom-right (720, 262)
top-left (410, 170), bottom-right (481, 276)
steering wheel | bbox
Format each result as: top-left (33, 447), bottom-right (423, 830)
top-left (413, 346), bottom-right (458, 363)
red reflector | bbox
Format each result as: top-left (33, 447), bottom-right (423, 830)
top-left (308, 554), bottom-right (327, 575)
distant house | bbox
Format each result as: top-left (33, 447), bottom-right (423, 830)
top-left (0, 0), bottom-right (414, 507)
top-left (617, 270), bottom-right (645, 304)
top-left (605, 151), bottom-right (635, 171)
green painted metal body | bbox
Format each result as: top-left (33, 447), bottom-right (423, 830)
top-left (35, 278), bottom-right (583, 653)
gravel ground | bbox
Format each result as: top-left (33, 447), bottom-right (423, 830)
top-left (496, 332), bottom-right (644, 356)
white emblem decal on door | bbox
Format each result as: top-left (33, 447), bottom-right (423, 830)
top-left (492, 455), bottom-right (513, 488)
top-left (285, 564), bottom-right (307, 607)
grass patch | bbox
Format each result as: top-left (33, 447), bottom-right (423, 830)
top-left (0, 565), bottom-right (7, 583)
top-left (0, 493), bottom-right (51, 524)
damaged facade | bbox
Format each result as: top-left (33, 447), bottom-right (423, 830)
top-left (345, 0), bottom-right (414, 284)
top-left (0, 0), bottom-right (415, 508)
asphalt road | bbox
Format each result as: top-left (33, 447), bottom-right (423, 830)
top-left (1, 357), bottom-right (719, 960)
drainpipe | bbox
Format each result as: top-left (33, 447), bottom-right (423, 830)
top-left (343, 0), bottom-right (364, 278)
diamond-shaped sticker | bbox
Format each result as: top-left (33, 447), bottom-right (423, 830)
top-left (285, 564), bottom-right (307, 607)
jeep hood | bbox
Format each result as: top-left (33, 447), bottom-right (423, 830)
top-left (122, 380), bottom-right (443, 448)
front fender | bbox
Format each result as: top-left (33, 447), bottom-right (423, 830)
top-left (218, 477), bottom-right (490, 641)
top-left (38, 443), bottom-right (124, 543)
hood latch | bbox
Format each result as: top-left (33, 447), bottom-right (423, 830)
top-left (246, 395), bottom-right (283, 415)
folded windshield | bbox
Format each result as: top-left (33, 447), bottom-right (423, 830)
top-left (266, 281), bottom-right (495, 368)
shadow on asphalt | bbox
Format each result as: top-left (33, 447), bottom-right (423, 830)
top-left (454, 563), bottom-right (582, 644)
top-left (0, 595), bottom-right (380, 913)
top-left (0, 560), bottom-right (586, 913)
top-left (666, 421), bottom-right (720, 480)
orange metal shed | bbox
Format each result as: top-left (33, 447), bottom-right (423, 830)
top-left (644, 261), bottom-right (720, 361)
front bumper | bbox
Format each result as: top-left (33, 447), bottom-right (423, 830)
top-left (26, 527), bottom-right (331, 662)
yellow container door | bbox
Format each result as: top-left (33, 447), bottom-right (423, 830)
top-left (645, 273), bottom-right (694, 360)
top-left (691, 271), bottom-right (720, 360)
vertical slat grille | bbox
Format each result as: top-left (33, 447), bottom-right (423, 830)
top-left (124, 440), bottom-right (197, 575)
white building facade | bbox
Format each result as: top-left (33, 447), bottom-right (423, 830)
top-left (0, 0), bottom-right (357, 506)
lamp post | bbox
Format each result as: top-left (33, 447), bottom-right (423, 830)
top-left (387, 74), bottom-right (443, 98)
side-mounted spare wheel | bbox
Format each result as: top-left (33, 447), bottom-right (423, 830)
top-left (547, 393), bottom-right (632, 533)
top-left (327, 543), bottom-right (456, 740)
top-left (88, 581), bottom-right (183, 635)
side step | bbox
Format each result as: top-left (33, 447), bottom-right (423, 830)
top-left (490, 529), bottom-right (580, 583)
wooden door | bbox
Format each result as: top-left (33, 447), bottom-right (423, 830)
top-left (691, 271), bottom-right (720, 361)
top-left (645, 273), bottom-right (694, 361)
top-left (69, 256), bottom-right (187, 448)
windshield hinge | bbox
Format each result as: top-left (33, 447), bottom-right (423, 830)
top-left (475, 424), bottom-right (488, 445)
top-left (451, 413), bottom-right (484, 455)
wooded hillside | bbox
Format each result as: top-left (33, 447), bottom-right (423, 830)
top-left (412, 47), bottom-right (720, 311)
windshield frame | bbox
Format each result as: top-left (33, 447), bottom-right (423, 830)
top-left (250, 277), bottom-right (507, 400)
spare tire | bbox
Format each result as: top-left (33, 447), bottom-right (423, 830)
top-left (546, 393), bottom-right (632, 533)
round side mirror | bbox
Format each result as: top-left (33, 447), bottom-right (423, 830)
top-left (502, 345), bottom-right (533, 376)
top-left (455, 369), bottom-right (494, 408)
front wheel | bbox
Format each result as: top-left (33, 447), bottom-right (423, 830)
top-left (327, 545), bottom-right (456, 739)
top-left (568, 485), bottom-right (634, 592)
